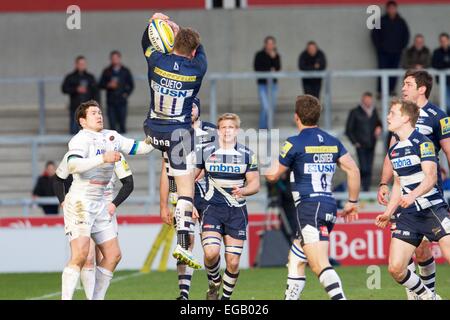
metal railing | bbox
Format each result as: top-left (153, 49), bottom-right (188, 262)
top-left (1, 68), bottom-right (449, 136)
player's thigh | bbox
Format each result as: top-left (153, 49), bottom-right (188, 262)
top-left (438, 235), bottom-right (450, 263)
top-left (63, 195), bottom-right (95, 242)
top-left (70, 236), bottom-right (91, 260)
top-left (201, 231), bottom-right (222, 259)
top-left (388, 238), bottom-right (417, 273)
top-left (302, 241), bottom-right (331, 274)
top-left (96, 237), bottom-right (121, 261)
top-left (414, 239), bottom-right (432, 262)
top-left (223, 235), bottom-right (245, 267)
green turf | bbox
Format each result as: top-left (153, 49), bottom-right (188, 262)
top-left (1, 265), bottom-right (449, 300)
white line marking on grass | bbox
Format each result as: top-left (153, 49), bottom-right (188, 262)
top-left (28, 271), bottom-right (144, 300)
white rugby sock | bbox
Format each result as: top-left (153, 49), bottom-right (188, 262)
top-left (285, 243), bottom-right (307, 300)
top-left (177, 262), bottom-right (194, 300)
top-left (80, 268), bottom-right (96, 300)
top-left (61, 266), bottom-right (81, 300)
top-left (285, 276), bottom-right (306, 300)
top-left (398, 269), bottom-right (432, 299)
top-left (318, 267), bottom-right (346, 300)
top-left (418, 257), bottom-right (436, 293)
top-left (92, 266), bottom-right (113, 300)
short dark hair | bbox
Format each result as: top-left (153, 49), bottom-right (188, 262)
top-left (362, 91), bottom-right (373, 98)
top-left (403, 69), bottom-right (433, 99)
top-left (307, 41), bottom-right (317, 47)
top-left (391, 99), bottom-right (419, 127)
top-left (386, 1), bottom-right (397, 8)
top-left (440, 32), bottom-right (450, 40)
top-left (75, 55), bottom-right (85, 62)
top-left (110, 50), bottom-right (121, 57)
top-left (264, 36), bottom-right (276, 44)
top-left (74, 100), bottom-right (101, 127)
top-left (45, 161), bottom-right (55, 168)
top-left (295, 95), bottom-right (321, 126)
top-left (415, 33), bottom-right (424, 39)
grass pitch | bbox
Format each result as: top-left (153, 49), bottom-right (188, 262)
top-left (1, 265), bottom-right (449, 300)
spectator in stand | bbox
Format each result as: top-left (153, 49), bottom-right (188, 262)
top-left (32, 161), bottom-right (59, 215)
top-left (402, 34), bottom-right (431, 70)
top-left (432, 32), bottom-right (450, 114)
top-left (371, 1), bottom-right (410, 97)
top-left (298, 41), bottom-right (327, 99)
top-left (62, 56), bottom-right (99, 134)
top-left (345, 92), bottom-right (383, 191)
top-left (254, 36), bottom-right (281, 129)
top-left (99, 50), bottom-right (134, 133)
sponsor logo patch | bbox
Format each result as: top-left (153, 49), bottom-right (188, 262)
top-left (420, 142), bottom-right (435, 158)
top-left (305, 146), bottom-right (338, 153)
top-left (440, 117), bottom-right (450, 135)
top-left (280, 141), bottom-right (293, 158)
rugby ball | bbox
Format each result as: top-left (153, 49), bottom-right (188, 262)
top-left (148, 19), bottom-right (175, 54)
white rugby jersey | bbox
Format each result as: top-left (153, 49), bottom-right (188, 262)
top-left (65, 129), bottom-right (135, 201)
top-left (56, 150), bottom-right (133, 202)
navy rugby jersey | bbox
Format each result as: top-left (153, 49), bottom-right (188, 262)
top-left (141, 27), bottom-right (207, 132)
top-left (197, 141), bottom-right (258, 207)
top-left (279, 127), bottom-right (347, 205)
top-left (389, 130), bottom-right (444, 213)
top-left (415, 102), bottom-right (450, 152)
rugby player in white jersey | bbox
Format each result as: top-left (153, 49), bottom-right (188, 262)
top-left (54, 151), bottom-right (133, 299)
top-left (60, 100), bottom-right (153, 300)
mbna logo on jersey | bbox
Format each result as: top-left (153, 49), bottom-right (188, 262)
top-left (391, 157), bottom-right (412, 169)
top-left (207, 163), bottom-right (243, 173)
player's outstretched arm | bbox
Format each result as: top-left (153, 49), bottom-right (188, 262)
top-left (67, 151), bottom-right (120, 174)
top-left (399, 161), bottom-right (437, 208)
top-left (375, 175), bottom-right (401, 228)
top-left (265, 160), bottom-right (288, 183)
top-left (337, 153), bottom-right (360, 222)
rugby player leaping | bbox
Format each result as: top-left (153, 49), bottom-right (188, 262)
top-left (141, 12), bottom-right (207, 269)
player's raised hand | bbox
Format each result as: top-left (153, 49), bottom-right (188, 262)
top-left (342, 201), bottom-right (359, 223)
top-left (377, 184), bottom-right (390, 206)
top-left (151, 12), bottom-right (170, 21)
top-left (399, 194), bottom-right (415, 208)
top-left (107, 203), bottom-right (117, 216)
top-left (103, 151), bottom-right (121, 163)
top-left (375, 213), bottom-right (390, 229)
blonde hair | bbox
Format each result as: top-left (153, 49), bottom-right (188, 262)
top-left (217, 113), bottom-right (241, 128)
top-left (390, 98), bottom-right (419, 127)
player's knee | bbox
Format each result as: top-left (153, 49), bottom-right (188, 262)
top-left (388, 263), bottom-right (405, 281)
top-left (203, 246), bottom-right (220, 262)
top-left (225, 256), bottom-right (240, 273)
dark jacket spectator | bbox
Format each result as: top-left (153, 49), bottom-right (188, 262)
top-left (371, 1), bottom-right (410, 95)
top-left (99, 51), bottom-right (134, 133)
top-left (298, 41), bottom-right (326, 98)
top-left (402, 34), bottom-right (431, 69)
top-left (432, 33), bottom-right (450, 86)
top-left (62, 56), bottom-right (99, 134)
top-left (346, 93), bottom-right (382, 191)
top-left (32, 161), bottom-right (59, 215)
top-left (254, 36), bottom-right (281, 129)
top-left (254, 43), bottom-right (281, 85)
